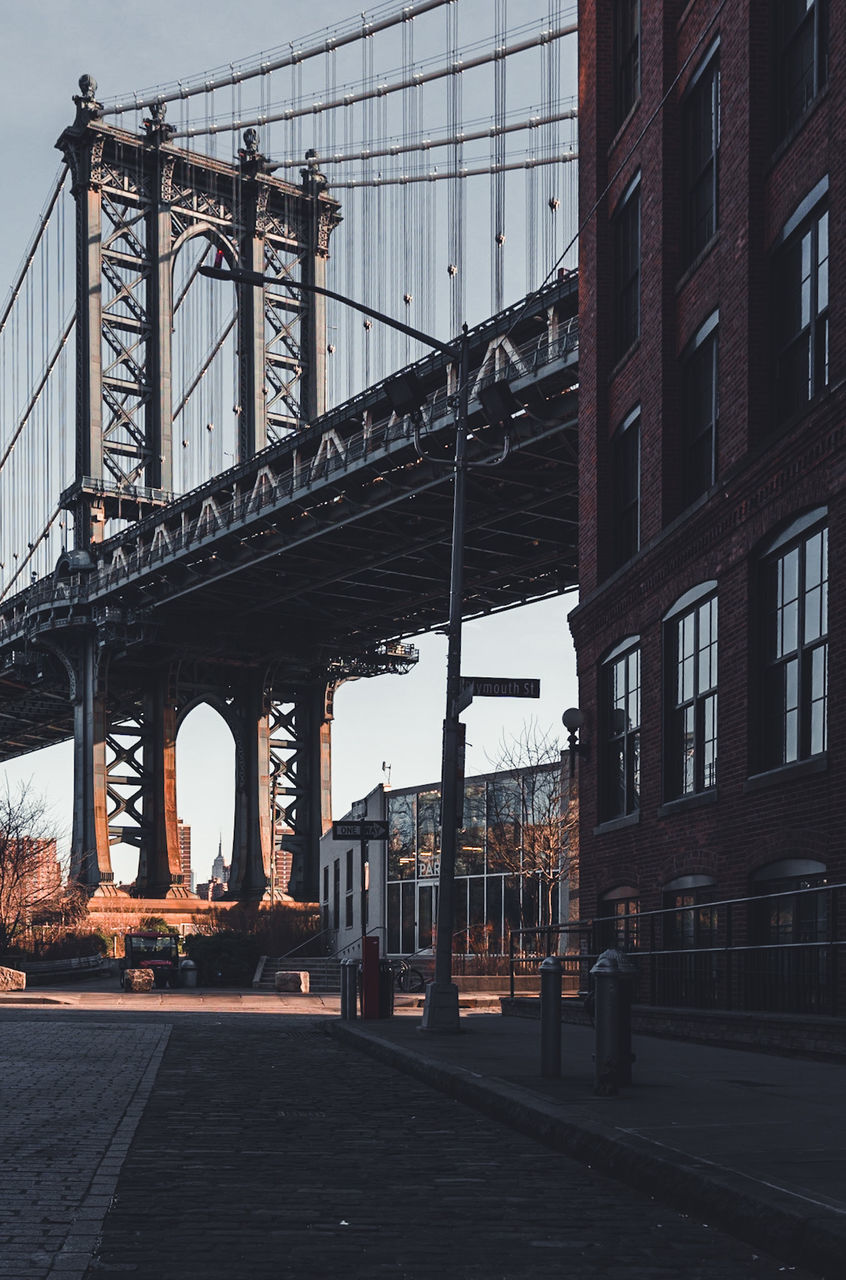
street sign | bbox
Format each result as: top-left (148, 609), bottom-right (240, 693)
top-left (332, 819), bottom-right (389, 841)
top-left (461, 676), bottom-right (541, 699)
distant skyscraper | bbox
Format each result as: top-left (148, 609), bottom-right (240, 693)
top-left (211, 836), bottom-right (228, 885)
top-left (177, 819), bottom-right (193, 893)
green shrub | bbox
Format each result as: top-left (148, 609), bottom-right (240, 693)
top-left (39, 930), bottom-right (109, 961)
top-left (184, 930), bottom-right (261, 986)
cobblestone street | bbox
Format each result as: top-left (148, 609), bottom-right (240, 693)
top-left (50, 1013), bottom-right (811, 1280)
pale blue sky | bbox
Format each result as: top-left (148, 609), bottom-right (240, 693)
top-left (0, 1), bottom-right (579, 881)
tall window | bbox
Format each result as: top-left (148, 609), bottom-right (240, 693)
top-left (612, 408), bottom-right (640, 567)
top-left (683, 50), bottom-right (720, 264)
top-left (775, 0), bottom-right (828, 139)
top-left (614, 0), bottom-right (640, 129)
top-left (682, 315), bottom-right (718, 503)
top-left (613, 177), bottom-right (641, 360)
top-left (601, 638), bottom-right (641, 821)
top-left (760, 510), bottom-right (827, 770)
top-left (345, 847), bottom-right (354, 929)
top-left (664, 586), bottom-right (718, 799)
top-left (774, 188), bottom-right (828, 421)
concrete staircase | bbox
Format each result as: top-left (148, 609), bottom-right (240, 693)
top-left (257, 955), bottom-right (341, 994)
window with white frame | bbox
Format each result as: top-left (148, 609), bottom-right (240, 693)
top-left (774, 181), bottom-right (828, 421)
top-left (760, 510), bottom-right (827, 770)
top-left (664, 585), bottom-right (718, 800)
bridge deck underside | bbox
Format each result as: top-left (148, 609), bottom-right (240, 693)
top-left (0, 277), bottom-right (579, 763)
top-left (142, 415), bottom-right (579, 661)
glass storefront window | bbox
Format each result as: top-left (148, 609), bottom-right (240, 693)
top-left (458, 783), bottom-right (486, 875)
top-left (387, 793), bottom-right (416, 880)
top-left (417, 789), bottom-right (440, 879)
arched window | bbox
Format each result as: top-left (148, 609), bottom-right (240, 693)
top-left (661, 874), bottom-right (718, 949)
top-left (597, 885), bottom-right (639, 951)
top-left (749, 859), bottom-right (830, 1013)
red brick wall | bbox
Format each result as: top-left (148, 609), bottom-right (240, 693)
top-left (572, 0), bottom-right (846, 919)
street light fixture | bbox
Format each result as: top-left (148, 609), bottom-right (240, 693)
top-left (561, 706), bottom-right (586, 778)
top-left (199, 261), bottom-right (470, 1031)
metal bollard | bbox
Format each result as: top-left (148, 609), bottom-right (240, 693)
top-left (340, 960), bottom-right (358, 1020)
top-left (590, 949), bottom-right (635, 1095)
top-left (539, 955), bottom-right (563, 1078)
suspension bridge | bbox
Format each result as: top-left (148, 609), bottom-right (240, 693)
top-left (0, 0), bottom-right (579, 902)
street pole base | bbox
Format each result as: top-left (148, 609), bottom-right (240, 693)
top-left (420, 980), bottom-right (461, 1033)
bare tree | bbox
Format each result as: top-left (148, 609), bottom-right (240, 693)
top-left (0, 782), bottom-right (69, 955)
top-left (486, 722), bottom-right (578, 931)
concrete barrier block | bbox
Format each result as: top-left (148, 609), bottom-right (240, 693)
top-left (275, 970), bottom-right (309, 993)
top-left (124, 968), bottom-right (155, 993)
top-left (0, 965), bottom-right (26, 991)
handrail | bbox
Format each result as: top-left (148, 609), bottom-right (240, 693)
top-left (507, 881), bottom-right (846, 1017)
top-left (278, 923), bottom-right (336, 960)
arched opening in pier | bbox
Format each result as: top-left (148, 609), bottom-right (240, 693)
top-left (175, 701), bottom-right (236, 895)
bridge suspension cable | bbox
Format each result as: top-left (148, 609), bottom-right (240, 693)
top-left (328, 149), bottom-right (577, 188)
top-left (101, 0), bottom-right (456, 117)
top-left (0, 166), bottom-right (67, 340)
top-left (178, 17), bottom-right (578, 139)
top-left (272, 106), bottom-right (577, 168)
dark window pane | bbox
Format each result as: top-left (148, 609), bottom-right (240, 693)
top-left (683, 57), bottom-right (719, 263)
top-left (614, 0), bottom-right (640, 128)
top-left (774, 198), bottom-right (828, 422)
top-left (401, 881), bottom-right (416, 954)
top-left (418, 884), bottom-right (433, 950)
top-left (776, 0), bottom-right (828, 137)
top-left (601, 643), bottom-right (641, 819)
top-left (387, 882), bottom-right (401, 953)
top-left (613, 413), bottom-right (640, 565)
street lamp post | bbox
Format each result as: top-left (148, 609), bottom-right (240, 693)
top-left (200, 262), bottom-right (467, 1030)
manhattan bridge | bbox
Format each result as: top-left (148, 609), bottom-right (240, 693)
top-left (0, 0), bottom-right (580, 903)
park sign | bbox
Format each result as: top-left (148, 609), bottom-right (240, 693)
top-left (332, 819), bottom-right (389, 842)
top-left (461, 676), bottom-right (541, 698)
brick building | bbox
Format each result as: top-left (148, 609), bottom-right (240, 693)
top-left (570, 1), bottom-right (842, 1007)
top-left (177, 819), bottom-right (193, 894)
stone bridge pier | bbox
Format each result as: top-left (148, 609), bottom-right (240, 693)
top-left (60, 633), bottom-right (332, 902)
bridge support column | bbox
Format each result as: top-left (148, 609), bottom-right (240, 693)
top-left (135, 670), bottom-right (190, 898)
top-left (271, 683), bottom-right (334, 904)
top-left (229, 673), bottom-right (272, 901)
top-left (70, 636), bottom-right (116, 894)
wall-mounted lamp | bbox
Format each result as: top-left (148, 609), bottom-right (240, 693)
top-left (561, 706), bottom-right (586, 777)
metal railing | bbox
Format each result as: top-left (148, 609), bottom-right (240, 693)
top-left (508, 882), bottom-right (846, 1016)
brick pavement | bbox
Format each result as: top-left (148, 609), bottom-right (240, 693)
top-left (0, 1021), bottom-right (169, 1280)
top-left (60, 1014), bottom-right (815, 1280)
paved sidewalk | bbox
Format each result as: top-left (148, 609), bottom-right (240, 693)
top-left (330, 1009), bottom-right (846, 1278)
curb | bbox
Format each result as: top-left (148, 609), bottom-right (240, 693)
top-left (328, 1020), bottom-right (841, 1279)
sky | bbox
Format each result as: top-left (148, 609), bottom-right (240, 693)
top-left (0, 1), bottom-right (579, 882)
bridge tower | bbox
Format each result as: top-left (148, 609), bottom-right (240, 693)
top-left (54, 76), bottom-right (341, 900)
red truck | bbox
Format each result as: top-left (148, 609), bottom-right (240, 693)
top-left (119, 932), bottom-right (180, 989)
